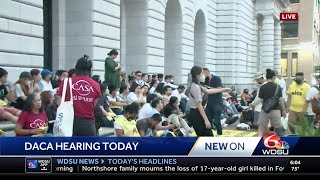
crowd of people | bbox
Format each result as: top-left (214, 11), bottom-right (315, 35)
top-left (0, 49), bottom-right (319, 137)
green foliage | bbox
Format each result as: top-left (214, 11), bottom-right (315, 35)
top-left (288, 116), bottom-right (320, 136)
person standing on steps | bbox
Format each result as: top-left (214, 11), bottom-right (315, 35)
top-left (58, 55), bottom-right (102, 136)
top-left (105, 49), bottom-right (121, 88)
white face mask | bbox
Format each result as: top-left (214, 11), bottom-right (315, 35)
top-left (199, 75), bottom-right (206, 83)
top-left (116, 91), bottom-right (120, 96)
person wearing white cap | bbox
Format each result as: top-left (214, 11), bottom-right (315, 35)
top-left (250, 72), bottom-right (266, 128)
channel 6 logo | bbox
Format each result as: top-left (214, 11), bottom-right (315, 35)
top-left (27, 160), bottom-right (38, 169)
top-left (262, 134), bottom-right (289, 155)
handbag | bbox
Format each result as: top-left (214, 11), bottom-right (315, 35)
top-left (262, 84), bottom-right (280, 113)
top-left (53, 78), bottom-right (74, 137)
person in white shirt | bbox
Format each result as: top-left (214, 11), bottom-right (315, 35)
top-left (172, 85), bottom-right (189, 102)
top-left (40, 69), bottom-right (57, 94)
top-left (250, 72), bottom-right (266, 128)
top-left (127, 83), bottom-right (144, 105)
top-left (149, 98), bottom-right (174, 131)
top-left (119, 84), bottom-right (130, 104)
top-left (274, 70), bottom-right (287, 102)
top-left (172, 85), bottom-right (189, 113)
top-left (164, 75), bottom-right (178, 89)
top-left (138, 94), bottom-right (157, 120)
top-left (11, 72), bottom-right (33, 110)
top-left (304, 78), bottom-right (320, 126)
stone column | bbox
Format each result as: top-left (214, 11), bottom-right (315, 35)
top-left (52, 0), bottom-right (66, 71)
top-left (274, 19), bottom-right (281, 72)
top-left (260, 15), bottom-right (274, 71)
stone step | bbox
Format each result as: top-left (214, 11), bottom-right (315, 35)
top-left (98, 127), bottom-right (114, 136)
top-left (3, 130), bottom-right (15, 136)
top-left (1, 126), bottom-right (114, 137)
top-left (0, 121), bottom-right (15, 131)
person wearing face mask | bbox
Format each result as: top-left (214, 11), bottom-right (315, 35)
top-left (250, 72), bottom-right (267, 128)
top-left (11, 72), bottom-right (32, 110)
top-left (114, 102), bottom-right (140, 136)
top-left (287, 72), bottom-right (310, 134)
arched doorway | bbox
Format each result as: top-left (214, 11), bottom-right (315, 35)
top-left (194, 10), bottom-right (206, 68)
top-left (164, 0), bottom-right (182, 83)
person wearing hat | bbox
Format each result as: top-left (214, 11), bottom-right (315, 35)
top-left (222, 93), bottom-right (239, 115)
top-left (250, 72), bottom-right (266, 128)
top-left (287, 72), bottom-right (310, 134)
top-left (11, 72), bottom-right (33, 110)
top-left (40, 69), bottom-right (57, 94)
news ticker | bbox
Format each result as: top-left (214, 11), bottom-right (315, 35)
top-left (0, 157), bottom-right (319, 174)
top-left (0, 135), bottom-right (319, 175)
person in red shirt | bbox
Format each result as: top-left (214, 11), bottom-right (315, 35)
top-left (58, 55), bottom-right (101, 136)
top-left (15, 93), bottom-right (48, 136)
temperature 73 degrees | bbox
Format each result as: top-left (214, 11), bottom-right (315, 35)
top-left (291, 167), bottom-right (300, 172)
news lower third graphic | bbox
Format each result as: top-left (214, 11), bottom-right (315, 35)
top-left (0, 136), bottom-right (318, 174)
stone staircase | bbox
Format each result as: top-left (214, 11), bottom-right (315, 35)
top-left (0, 121), bottom-right (114, 137)
top-left (0, 121), bottom-right (16, 136)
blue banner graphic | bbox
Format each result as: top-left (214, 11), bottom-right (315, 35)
top-left (0, 137), bottom-right (197, 156)
top-left (1, 136), bottom-right (320, 156)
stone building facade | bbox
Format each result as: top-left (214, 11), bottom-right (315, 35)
top-left (0, 0), bottom-right (289, 91)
